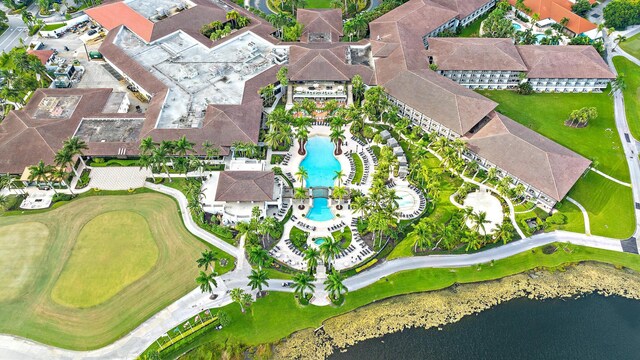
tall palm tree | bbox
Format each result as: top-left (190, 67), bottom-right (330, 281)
top-left (63, 137), bottom-right (89, 167)
top-left (248, 246), bottom-right (270, 269)
top-left (470, 211), bottom-right (491, 236)
top-left (54, 147), bottom-right (77, 177)
top-left (173, 136), bottom-right (194, 157)
top-left (258, 216), bottom-right (278, 248)
top-left (332, 186), bottom-right (347, 205)
top-left (196, 250), bottom-right (217, 272)
top-left (294, 186), bottom-right (307, 204)
top-left (333, 169), bottom-right (345, 187)
top-left (247, 269), bottom-right (269, 292)
top-left (152, 142), bottom-right (172, 181)
top-left (613, 34), bottom-right (627, 50)
top-left (324, 270), bottom-right (347, 301)
top-left (28, 160), bottom-right (56, 193)
top-left (303, 247), bottom-right (320, 274)
top-left (140, 136), bottom-right (156, 155)
top-left (350, 195), bottom-right (369, 218)
top-left (292, 272), bottom-right (315, 299)
top-left (493, 221), bottom-right (515, 245)
top-left (195, 270), bottom-right (218, 296)
top-left (330, 127), bottom-right (346, 155)
top-left (295, 166), bottom-right (308, 187)
top-left (319, 236), bottom-right (341, 269)
top-left (229, 288), bottom-right (252, 313)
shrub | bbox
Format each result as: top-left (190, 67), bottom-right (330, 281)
top-left (52, 193), bottom-right (73, 203)
top-left (546, 212), bottom-right (568, 225)
top-left (603, 0), bottom-right (640, 30)
top-left (356, 258), bottom-right (378, 273)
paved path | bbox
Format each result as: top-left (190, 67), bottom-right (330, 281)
top-left (589, 167), bottom-right (632, 187)
top-left (145, 182), bottom-right (241, 258)
top-left (566, 197), bottom-right (591, 235)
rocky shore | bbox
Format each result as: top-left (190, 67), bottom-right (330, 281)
top-left (272, 262), bottom-right (640, 359)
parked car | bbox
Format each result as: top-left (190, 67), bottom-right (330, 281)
top-left (87, 29), bottom-right (97, 36)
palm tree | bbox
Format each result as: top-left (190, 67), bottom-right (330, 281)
top-left (332, 186), bottom-right (347, 205)
top-left (411, 218), bottom-right (433, 252)
top-left (292, 272), bottom-right (315, 299)
top-left (333, 169), bottom-right (345, 187)
top-left (247, 269), bottom-right (269, 292)
top-left (248, 246), bottom-right (270, 269)
top-left (613, 34), bottom-right (627, 51)
top-left (140, 136), bottom-right (156, 155)
top-left (470, 211), bottom-right (491, 236)
top-left (173, 136), bottom-right (194, 157)
top-left (195, 270), bottom-right (218, 297)
top-left (303, 247), bottom-right (320, 274)
top-left (54, 147), bottom-right (77, 177)
top-left (258, 216), bottom-right (278, 247)
top-left (610, 74), bottom-right (627, 96)
top-left (330, 127), bottom-right (346, 155)
top-left (28, 160), bottom-right (56, 193)
top-left (324, 270), bottom-right (347, 301)
top-left (229, 288), bottom-right (252, 313)
top-left (493, 221), bottom-right (515, 244)
top-left (295, 166), bottom-right (308, 187)
top-left (63, 137), bottom-right (89, 167)
top-left (226, 9), bottom-right (240, 28)
top-left (152, 142), bottom-right (172, 181)
top-left (319, 236), bottom-right (341, 269)
top-left (294, 187), bottom-right (307, 204)
top-left (196, 250), bottom-right (217, 272)
top-left (350, 195), bottom-right (369, 218)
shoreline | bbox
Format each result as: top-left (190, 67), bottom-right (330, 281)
top-left (272, 262), bottom-right (640, 359)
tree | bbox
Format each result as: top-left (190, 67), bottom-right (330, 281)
top-left (610, 74), bottom-right (627, 95)
top-left (247, 269), bottom-right (269, 292)
top-left (292, 272), bottom-right (315, 298)
top-left (351, 74), bottom-right (365, 105)
top-left (319, 236), bottom-right (341, 268)
top-left (294, 186), bottom-right (307, 203)
top-left (295, 166), bottom-right (308, 187)
top-left (229, 288), bottom-right (253, 313)
top-left (282, 21), bottom-right (304, 41)
top-left (28, 160), bottom-right (55, 192)
top-left (566, 107), bottom-right (598, 127)
top-left (303, 247), bottom-right (320, 274)
top-left (248, 245), bottom-right (270, 269)
top-left (0, 10), bottom-right (8, 31)
top-left (173, 136), bottom-right (194, 157)
top-left (196, 250), bottom-right (217, 272)
top-left (216, 310), bottom-right (231, 327)
top-left (62, 137), bottom-right (89, 167)
top-left (482, 6), bottom-right (515, 39)
top-left (140, 136), bottom-right (156, 155)
top-left (276, 66), bottom-right (288, 88)
top-left (324, 270), bottom-right (347, 300)
top-left (470, 211), bottom-right (491, 237)
top-left (571, 0), bottom-right (592, 17)
top-left (603, 0), bottom-right (640, 30)
top-left (613, 34), bottom-right (627, 50)
top-left (195, 270), bottom-right (218, 296)
top-left (350, 195), bottom-right (369, 217)
top-left (493, 221), bottom-right (515, 244)
top-left (411, 218), bottom-right (434, 252)
top-left (330, 127), bottom-right (346, 155)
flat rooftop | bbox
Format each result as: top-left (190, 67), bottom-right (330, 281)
top-left (125, 0), bottom-right (195, 20)
top-left (33, 96), bottom-right (81, 119)
top-left (114, 28), bottom-right (280, 129)
top-left (74, 118), bottom-right (145, 143)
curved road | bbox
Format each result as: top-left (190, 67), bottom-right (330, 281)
top-left (2, 30), bottom-right (640, 360)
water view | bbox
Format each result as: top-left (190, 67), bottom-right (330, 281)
top-left (331, 295), bottom-right (640, 360)
top-left (301, 136), bottom-right (341, 222)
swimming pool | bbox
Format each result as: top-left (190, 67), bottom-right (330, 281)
top-left (314, 238), bottom-right (326, 246)
top-left (301, 137), bottom-right (341, 222)
top-left (535, 34), bottom-right (547, 43)
top-left (512, 22), bottom-right (522, 30)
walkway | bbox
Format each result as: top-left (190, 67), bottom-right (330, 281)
top-left (87, 167), bottom-right (151, 190)
top-left (567, 197), bottom-right (591, 235)
top-left (590, 167), bottom-right (632, 187)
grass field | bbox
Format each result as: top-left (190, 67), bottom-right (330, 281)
top-left (458, 13), bottom-right (489, 37)
top-left (350, 153), bottom-right (364, 184)
top-left (567, 171), bottom-right (635, 239)
top-left (620, 32), bottom-right (640, 60)
top-left (0, 222), bottom-right (48, 301)
top-left (154, 243), bottom-right (640, 359)
top-left (51, 211), bottom-right (159, 308)
top-left (0, 193), bottom-right (234, 350)
top-left (612, 56), bottom-right (640, 140)
top-left (477, 90), bottom-right (629, 182)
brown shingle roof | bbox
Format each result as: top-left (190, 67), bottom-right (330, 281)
top-left (297, 9), bottom-right (343, 43)
top-left (382, 69), bottom-right (498, 135)
top-left (425, 38), bottom-right (528, 71)
top-left (288, 45), bottom-right (375, 84)
top-left (517, 45), bottom-right (615, 79)
top-left (215, 171), bottom-right (275, 201)
top-left (464, 112), bottom-right (591, 201)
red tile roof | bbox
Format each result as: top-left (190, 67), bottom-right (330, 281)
top-left (85, 1), bottom-right (154, 42)
top-left (507, 0), bottom-right (597, 35)
top-left (27, 50), bottom-right (54, 65)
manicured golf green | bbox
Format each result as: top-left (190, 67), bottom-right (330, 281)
top-left (567, 171), bottom-right (635, 239)
top-left (620, 32), bottom-right (640, 61)
top-left (612, 56), bottom-right (640, 140)
top-left (0, 222), bottom-right (48, 301)
top-left (155, 243), bottom-right (640, 359)
top-left (0, 193), bottom-right (234, 350)
top-left (51, 211), bottom-right (159, 308)
top-left (477, 90), bottom-right (629, 182)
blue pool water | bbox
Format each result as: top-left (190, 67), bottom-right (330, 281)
top-left (536, 34), bottom-right (547, 42)
top-left (301, 137), bottom-right (341, 222)
top-left (314, 238), bottom-right (326, 246)
top-left (512, 22), bottom-right (522, 30)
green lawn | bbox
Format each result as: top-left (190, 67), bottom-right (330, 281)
top-left (302, 0), bottom-right (332, 7)
top-left (350, 153), bottom-right (364, 184)
top-left (41, 22), bottom-right (66, 31)
top-left (388, 154), bottom-right (463, 260)
top-left (154, 243), bottom-right (640, 359)
top-left (567, 171), bottom-right (635, 239)
top-left (0, 222), bottom-right (48, 301)
top-left (0, 193), bottom-right (234, 350)
top-left (612, 56), bottom-right (640, 140)
top-left (620, 32), bottom-right (640, 60)
top-left (458, 13), bottom-right (490, 37)
top-left (51, 211), bottom-right (159, 308)
top-left (477, 90), bottom-right (629, 182)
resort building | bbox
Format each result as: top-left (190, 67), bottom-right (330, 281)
top-left (203, 170), bottom-right (282, 224)
top-left (426, 38), bottom-right (614, 91)
top-left (506, 0), bottom-right (598, 38)
top-left (297, 9), bottom-right (343, 43)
